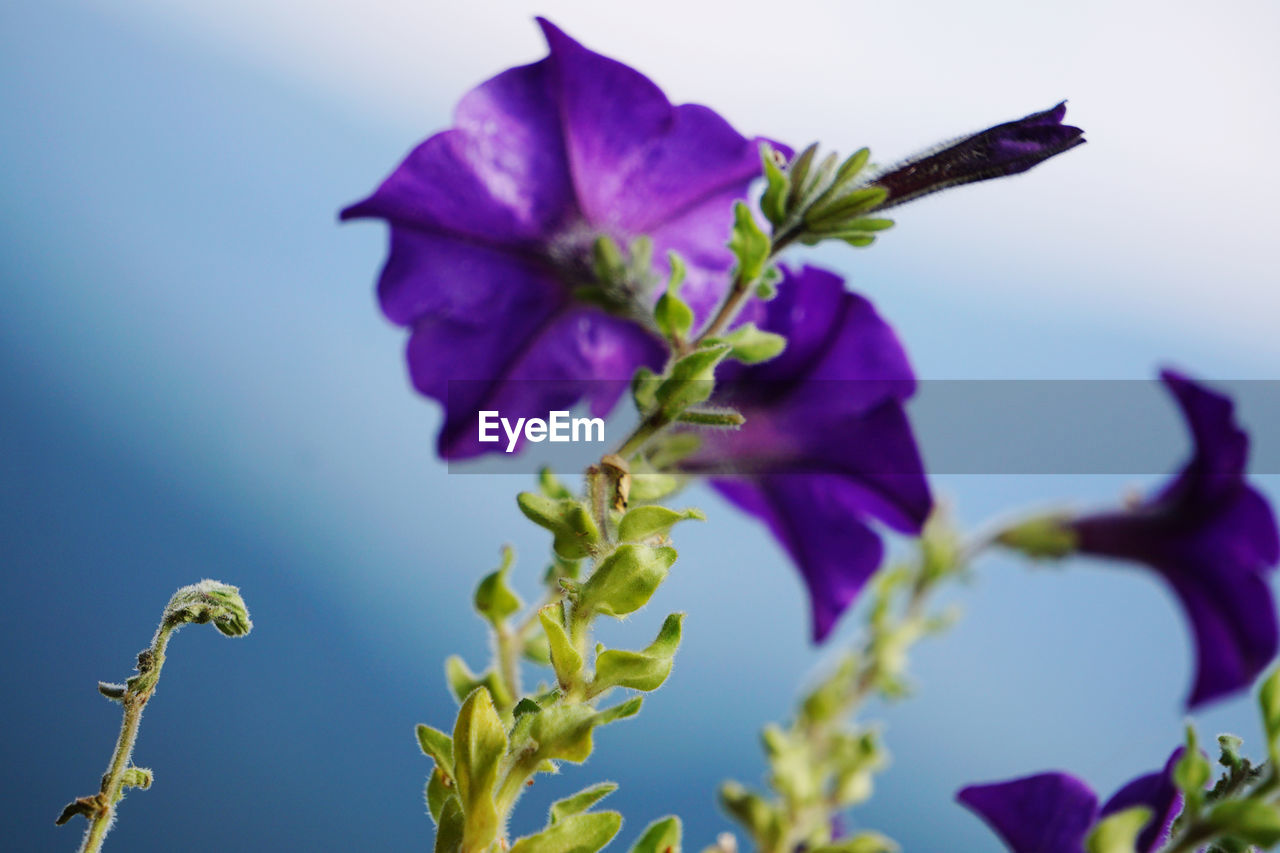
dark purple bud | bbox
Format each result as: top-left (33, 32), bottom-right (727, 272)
top-left (872, 103), bottom-right (1084, 209)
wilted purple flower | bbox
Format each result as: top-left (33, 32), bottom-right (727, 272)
top-left (678, 265), bottom-right (932, 640)
top-left (1072, 371), bottom-right (1280, 707)
top-left (958, 751), bottom-right (1183, 853)
top-left (342, 19), bottom-right (773, 457)
top-left (872, 102), bottom-right (1084, 209)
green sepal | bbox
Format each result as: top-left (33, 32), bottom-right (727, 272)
top-left (416, 724), bottom-right (455, 778)
top-left (708, 321), bottom-right (787, 364)
top-left (433, 795), bottom-right (464, 853)
top-left (675, 407), bottom-right (745, 427)
top-left (755, 265), bottom-right (782, 301)
top-left (996, 515), bottom-right (1079, 560)
top-left (655, 344), bottom-right (732, 416)
top-left (836, 147), bottom-right (871, 183)
top-left (728, 201), bottom-right (771, 285)
top-left (632, 366), bottom-right (662, 413)
top-left (425, 767), bottom-right (455, 824)
top-left (618, 506), bottom-right (705, 542)
top-left (592, 235), bottom-right (626, 284)
top-left (1207, 799), bottom-right (1280, 847)
top-left (539, 607), bottom-right (584, 689)
top-left (785, 144), bottom-right (818, 209)
top-left (760, 143), bottom-right (790, 225)
top-left (539, 467), bottom-right (574, 500)
top-left (803, 186), bottom-right (889, 231)
top-left (627, 816), bottom-right (681, 853)
top-left (579, 544), bottom-right (678, 617)
top-left (589, 613), bottom-right (684, 697)
top-left (452, 687), bottom-right (508, 850)
top-left (510, 810), bottom-right (623, 853)
top-left (1085, 806), bottom-right (1152, 853)
top-left (549, 782), bottom-right (618, 824)
top-left (1259, 667), bottom-right (1280, 767)
top-left (654, 252), bottom-right (694, 341)
top-left (474, 545), bottom-right (522, 627)
top-left (517, 492), bottom-right (602, 559)
top-left (444, 656), bottom-right (513, 709)
top-left (809, 833), bottom-right (899, 853)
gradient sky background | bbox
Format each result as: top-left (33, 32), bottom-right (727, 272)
top-left (4, 0), bottom-right (1279, 850)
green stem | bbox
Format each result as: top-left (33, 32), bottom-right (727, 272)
top-left (79, 625), bottom-right (174, 853)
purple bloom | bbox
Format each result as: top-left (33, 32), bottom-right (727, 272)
top-left (1071, 371), bottom-right (1280, 707)
top-left (873, 103), bottom-right (1084, 209)
top-left (342, 19), bottom-right (774, 458)
top-left (678, 265), bottom-right (932, 640)
top-left (958, 751), bottom-right (1183, 853)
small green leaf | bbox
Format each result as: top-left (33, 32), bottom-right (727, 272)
top-left (711, 321), bottom-right (787, 365)
top-left (1085, 806), bottom-right (1152, 853)
top-left (810, 832), bottom-right (899, 853)
top-left (785, 144), bottom-right (819, 209)
top-left (728, 201), bottom-right (771, 285)
top-left (539, 467), bottom-right (574, 500)
top-left (523, 632), bottom-right (552, 666)
top-left (1260, 667), bottom-right (1280, 766)
top-left (627, 815), bottom-right (681, 853)
top-left (804, 186), bottom-right (889, 230)
top-left (510, 811), bottom-right (622, 853)
top-left (654, 251), bottom-right (694, 341)
top-left (474, 545), bottom-right (522, 627)
top-left (1175, 725), bottom-right (1211, 815)
top-left (416, 724), bottom-right (455, 778)
top-left (590, 613), bottom-right (684, 697)
top-left (1208, 799), bottom-right (1280, 847)
top-left (433, 794), bottom-right (464, 853)
top-left (632, 366), bottom-right (662, 413)
top-left (444, 656), bottom-right (513, 709)
top-left (539, 607), bottom-right (584, 689)
top-left (452, 687), bottom-right (508, 850)
top-left (720, 781), bottom-right (782, 847)
top-left (592, 235), bottom-right (626, 284)
top-left (628, 472), bottom-right (682, 502)
top-left (517, 492), bottom-right (602, 559)
top-left (618, 506), bottom-right (705, 542)
top-left (836, 147), bottom-right (871, 182)
top-left (760, 143), bottom-right (790, 225)
top-left (549, 782), bottom-right (618, 824)
top-left (655, 344), bottom-right (731, 415)
top-left (580, 544), bottom-right (678, 617)
top-left (425, 767), bottom-right (454, 824)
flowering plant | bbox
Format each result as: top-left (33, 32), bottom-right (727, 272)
top-left (56, 18), bottom-right (1280, 853)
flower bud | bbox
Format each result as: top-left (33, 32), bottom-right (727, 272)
top-left (163, 580), bottom-right (253, 637)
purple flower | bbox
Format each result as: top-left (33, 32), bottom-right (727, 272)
top-left (1071, 371), bottom-right (1280, 707)
top-left (678, 265), bottom-right (932, 640)
top-left (872, 102), bottom-right (1084, 209)
top-left (341, 19), bottom-right (774, 458)
top-left (958, 751), bottom-right (1183, 853)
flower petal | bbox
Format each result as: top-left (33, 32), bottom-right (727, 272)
top-left (537, 18), bottom-right (765, 234)
top-left (957, 772), bottom-right (1098, 853)
top-left (341, 55), bottom-right (576, 245)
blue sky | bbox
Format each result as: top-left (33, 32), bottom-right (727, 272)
top-left (3, 1), bottom-right (1279, 850)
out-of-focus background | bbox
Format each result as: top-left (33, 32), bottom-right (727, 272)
top-left (4, 0), bottom-right (1278, 849)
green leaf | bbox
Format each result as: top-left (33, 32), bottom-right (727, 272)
top-left (580, 544), bottom-right (677, 617)
top-left (810, 832), bottom-right (899, 853)
top-left (510, 811), bottom-right (623, 853)
top-left (785, 143), bottom-right (819, 209)
top-left (549, 782), bottom-right (618, 824)
top-left (760, 143), bottom-right (790, 225)
top-left (654, 252), bottom-right (694, 341)
top-left (720, 781), bottom-right (782, 847)
top-left (836, 147), bottom-right (871, 183)
top-left (1175, 725), bottom-right (1211, 815)
top-left (444, 656), bottom-right (513, 709)
top-left (416, 724), bottom-right (454, 778)
top-left (425, 767), bottom-right (455, 824)
top-left (1260, 667), bottom-right (1280, 766)
top-left (1207, 799), bottom-right (1280, 847)
top-left (539, 467), bottom-right (574, 500)
top-left (804, 186), bottom-right (889, 230)
top-left (628, 472), bottom-right (682, 502)
top-left (711, 321), bottom-right (787, 365)
top-left (514, 698), bottom-right (642, 765)
top-left (590, 613), bottom-right (684, 697)
top-left (452, 687), bottom-right (508, 850)
top-left (618, 506), bottom-right (705, 542)
top-left (627, 816), bottom-right (681, 853)
top-left (592, 235), bottom-right (626, 284)
top-left (433, 795), bottom-right (464, 853)
top-left (517, 492), bottom-right (602, 559)
top-left (539, 607), bottom-right (583, 689)
top-left (728, 201), bottom-right (771, 285)
top-left (654, 344), bottom-right (731, 415)
top-left (474, 545), bottom-right (522, 627)
top-left (1085, 806), bottom-right (1152, 853)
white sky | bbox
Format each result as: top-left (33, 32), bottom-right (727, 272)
top-left (92, 0), bottom-right (1280, 366)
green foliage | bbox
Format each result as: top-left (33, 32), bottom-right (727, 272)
top-left (1085, 806), bottom-right (1152, 853)
top-left (434, 796), bottom-right (464, 853)
top-left (510, 698), bottom-right (643, 765)
top-left (728, 200), bottom-right (771, 285)
top-left (452, 687), bottom-right (508, 850)
top-left (539, 606), bottom-right (584, 689)
top-left (579, 544), bottom-right (677, 617)
top-left (626, 816), bottom-right (681, 853)
top-left (809, 833), bottom-right (898, 853)
top-left (474, 546), bottom-right (522, 627)
top-left (706, 321), bottom-right (787, 365)
top-left (549, 782), bottom-right (618, 824)
top-left (655, 251), bottom-right (694, 342)
top-left (444, 656), bottom-right (513, 709)
top-left (1175, 726), bottom-right (1212, 817)
top-left (617, 506), bottom-right (705, 543)
top-left (510, 811), bottom-right (622, 853)
top-left (426, 767), bottom-right (453, 824)
top-left (1260, 667), bottom-right (1280, 767)
top-left (416, 724), bottom-right (454, 779)
top-left (1206, 799), bottom-right (1280, 847)
top-left (590, 613), bottom-right (684, 697)
top-left (517, 492), bottom-right (602, 559)
top-left (654, 345), bottom-right (732, 415)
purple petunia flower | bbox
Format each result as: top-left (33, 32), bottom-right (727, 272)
top-left (872, 102), bottom-right (1084, 209)
top-left (342, 19), bottom-right (775, 458)
top-left (958, 751), bottom-right (1183, 853)
top-left (678, 265), bottom-right (933, 641)
top-left (1071, 371), bottom-right (1280, 707)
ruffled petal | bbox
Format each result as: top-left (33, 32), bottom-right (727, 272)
top-left (957, 772), bottom-right (1098, 853)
